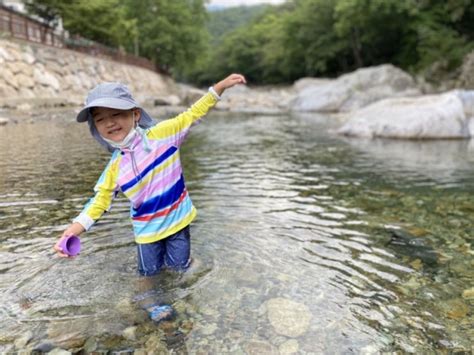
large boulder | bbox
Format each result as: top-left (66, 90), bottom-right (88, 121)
top-left (337, 90), bottom-right (474, 139)
top-left (291, 64), bottom-right (420, 112)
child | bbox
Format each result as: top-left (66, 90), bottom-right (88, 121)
top-left (54, 73), bottom-right (246, 321)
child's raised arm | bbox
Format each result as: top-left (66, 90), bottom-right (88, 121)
top-left (213, 74), bottom-right (246, 96)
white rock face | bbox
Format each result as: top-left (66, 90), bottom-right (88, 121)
top-left (266, 297), bottom-right (311, 337)
top-left (291, 64), bottom-right (420, 112)
top-left (338, 91), bottom-right (474, 139)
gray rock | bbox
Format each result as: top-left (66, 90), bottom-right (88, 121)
top-left (279, 339), bottom-right (299, 354)
top-left (122, 326), bottom-right (137, 341)
top-left (83, 337), bottom-right (98, 353)
top-left (180, 86), bottom-right (206, 106)
top-left (244, 340), bottom-right (277, 355)
top-left (154, 95), bottom-right (181, 106)
top-left (293, 77), bottom-right (331, 91)
top-left (291, 64), bottom-right (420, 112)
top-left (266, 298), bottom-right (312, 337)
top-left (47, 349), bottom-right (72, 355)
top-left (47, 319), bottom-right (92, 349)
top-left (14, 331), bottom-right (33, 349)
top-left (144, 335), bottom-right (168, 353)
top-left (338, 90), bottom-right (474, 139)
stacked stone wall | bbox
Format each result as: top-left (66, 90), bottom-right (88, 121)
top-left (0, 39), bottom-right (175, 108)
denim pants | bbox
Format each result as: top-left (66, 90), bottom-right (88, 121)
top-left (137, 225), bottom-right (191, 276)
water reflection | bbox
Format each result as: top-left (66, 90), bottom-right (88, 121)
top-left (0, 109), bottom-right (472, 353)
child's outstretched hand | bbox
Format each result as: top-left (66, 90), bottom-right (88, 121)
top-left (213, 74), bottom-right (246, 96)
top-left (54, 222), bottom-right (84, 258)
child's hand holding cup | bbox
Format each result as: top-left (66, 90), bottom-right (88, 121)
top-left (55, 222), bottom-right (85, 257)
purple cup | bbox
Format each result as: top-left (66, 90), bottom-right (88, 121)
top-left (58, 235), bottom-right (81, 256)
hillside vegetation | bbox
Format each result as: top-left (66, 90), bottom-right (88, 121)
top-left (25, 0), bottom-right (474, 85)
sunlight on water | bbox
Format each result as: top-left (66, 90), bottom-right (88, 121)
top-left (0, 109), bottom-right (473, 353)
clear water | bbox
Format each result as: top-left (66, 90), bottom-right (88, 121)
top-left (0, 109), bottom-right (473, 353)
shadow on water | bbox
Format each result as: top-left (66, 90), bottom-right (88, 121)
top-left (0, 109), bottom-right (472, 353)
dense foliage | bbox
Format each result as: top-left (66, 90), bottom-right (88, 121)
top-left (25, 0), bottom-right (473, 84)
top-left (188, 0), bottom-right (474, 85)
top-left (25, 0), bottom-right (208, 74)
top-left (207, 4), bottom-right (270, 46)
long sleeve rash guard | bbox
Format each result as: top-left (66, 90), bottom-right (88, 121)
top-left (73, 92), bottom-right (218, 244)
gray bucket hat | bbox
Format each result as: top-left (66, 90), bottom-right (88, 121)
top-left (76, 82), bottom-right (155, 152)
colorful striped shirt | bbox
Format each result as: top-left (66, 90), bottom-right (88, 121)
top-left (73, 92), bottom-right (219, 244)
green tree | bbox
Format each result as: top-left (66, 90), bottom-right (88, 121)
top-left (121, 0), bottom-right (208, 74)
top-left (25, 0), bottom-right (136, 47)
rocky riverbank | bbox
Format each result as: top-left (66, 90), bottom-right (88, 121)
top-left (1, 39), bottom-right (474, 139)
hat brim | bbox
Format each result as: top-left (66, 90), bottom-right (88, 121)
top-left (76, 97), bottom-right (137, 122)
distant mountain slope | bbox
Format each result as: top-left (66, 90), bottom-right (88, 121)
top-left (207, 5), bottom-right (270, 45)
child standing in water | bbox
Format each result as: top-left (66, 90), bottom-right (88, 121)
top-left (54, 74), bottom-right (246, 321)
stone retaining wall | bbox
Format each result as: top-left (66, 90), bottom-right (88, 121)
top-left (0, 39), bottom-right (176, 108)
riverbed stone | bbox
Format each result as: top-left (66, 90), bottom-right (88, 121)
top-left (144, 334), bottom-right (168, 353)
top-left (14, 330), bottom-right (33, 349)
top-left (243, 339), bottom-right (277, 355)
top-left (444, 299), bottom-right (469, 320)
top-left (279, 339), bottom-right (299, 354)
top-left (122, 326), bottom-right (138, 341)
top-left (266, 297), bottom-right (312, 337)
top-left (47, 349), bottom-right (72, 355)
top-left (338, 91), bottom-right (473, 139)
top-left (291, 64), bottom-right (420, 112)
top-left (462, 287), bottom-right (474, 299)
top-left (47, 319), bottom-right (92, 349)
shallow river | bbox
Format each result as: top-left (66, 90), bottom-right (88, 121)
top-left (0, 108), bottom-right (473, 353)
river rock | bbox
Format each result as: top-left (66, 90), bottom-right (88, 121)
top-left (0, 117), bottom-right (9, 125)
top-left (179, 85), bottom-right (206, 106)
top-left (154, 95), bottom-right (181, 106)
top-left (279, 339), bottom-right (299, 354)
top-left (218, 85), bottom-right (294, 113)
top-left (338, 90), bottom-right (474, 139)
top-left (266, 298), bottom-right (311, 337)
top-left (14, 331), bottom-right (33, 349)
top-left (47, 349), bottom-right (72, 355)
top-left (122, 326), bottom-right (137, 341)
top-left (291, 64), bottom-right (420, 112)
top-left (47, 319), bottom-right (92, 349)
top-left (144, 335), bottom-right (168, 353)
top-left (462, 287), bottom-right (474, 299)
top-left (243, 339), bottom-right (277, 355)
top-left (293, 77), bottom-right (331, 91)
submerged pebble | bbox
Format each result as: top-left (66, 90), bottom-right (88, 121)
top-left (266, 298), bottom-right (311, 337)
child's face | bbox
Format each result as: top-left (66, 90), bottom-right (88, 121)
top-left (91, 107), bottom-right (140, 142)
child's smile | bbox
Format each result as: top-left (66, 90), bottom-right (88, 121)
top-left (92, 107), bottom-right (139, 142)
